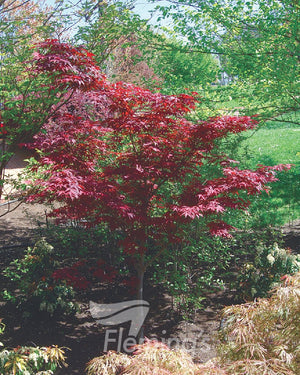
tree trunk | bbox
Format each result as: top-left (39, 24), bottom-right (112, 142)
top-left (136, 267), bottom-right (144, 301)
top-left (0, 140), bottom-right (5, 199)
top-left (135, 254), bottom-right (146, 341)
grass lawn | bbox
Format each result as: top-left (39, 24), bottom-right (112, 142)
top-left (236, 117), bottom-right (300, 226)
top-left (242, 127), bottom-right (299, 168)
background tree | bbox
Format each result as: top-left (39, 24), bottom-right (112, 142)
top-left (148, 36), bottom-right (220, 94)
top-left (150, 0), bottom-right (299, 123)
top-left (74, 4), bottom-right (220, 92)
top-left (74, 0), bottom-right (149, 69)
top-left (0, 39), bottom-right (101, 199)
top-left (0, 0), bottom-right (64, 198)
top-left (103, 38), bottom-right (161, 87)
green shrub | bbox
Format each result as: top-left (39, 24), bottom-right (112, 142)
top-left (150, 232), bottom-right (235, 319)
top-left (3, 238), bottom-right (78, 318)
top-left (39, 224), bottom-right (107, 258)
top-left (40, 223), bottom-right (124, 262)
top-left (237, 243), bottom-right (300, 299)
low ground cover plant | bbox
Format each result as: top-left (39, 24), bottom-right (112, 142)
top-left (0, 345), bottom-right (67, 375)
top-left (0, 322), bottom-right (66, 374)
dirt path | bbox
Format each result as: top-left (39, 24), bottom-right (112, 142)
top-left (0, 201), bottom-right (47, 247)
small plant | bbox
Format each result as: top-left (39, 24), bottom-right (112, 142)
top-left (40, 223), bottom-right (114, 258)
top-left (125, 340), bottom-right (198, 375)
top-left (0, 322), bottom-right (67, 374)
top-left (237, 242), bottom-right (300, 299)
top-left (150, 234), bottom-right (234, 319)
top-left (0, 344), bottom-right (67, 374)
top-left (86, 351), bottom-right (131, 375)
top-left (173, 292), bottom-right (206, 322)
top-left (86, 339), bottom-right (228, 374)
top-left (3, 238), bottom-right (78, 318)
top-left (218, 272), bottom-right (300, 374)
top-left (86, 339), bottom-right (201, 375)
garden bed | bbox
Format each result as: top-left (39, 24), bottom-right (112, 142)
top-left (0, 202), bottom-right (299, 374)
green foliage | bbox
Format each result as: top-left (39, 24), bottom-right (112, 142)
top-left (73, 2), bottom-right (219, 90)
top-left (0, 0), bottom-right (63, 131)
top-left (154, 0), bottom-right (300, 123)
top-left (0, 343), bottom-right (67, 375)
top-left (148, 37), bottom-right (219, 94)
top-left (237, 243), bottom-right (300, 300)
top-left (40, 222), bottom-right (124, 261)
top-left (173, 293), bottom-right (206, 322)
top-left (40, 224), bottom-right (105, 258)
top-left (247, 178), bottom-right (299, 229)
top-left (2, 239), bottom-right (78, 318)
top-left (150, 231), bottom-right (233, 319)
top-left (202, 115), bottom-right (300, 230)
top-left (0, 1), bottom-right (95, 198)
top-left (74, 1), bottom-right (148, 68)
top-left (150, 221), bottom-right (287, 317)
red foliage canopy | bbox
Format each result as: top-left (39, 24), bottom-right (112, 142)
top-left (27, 40), bottom-right (290, 257)
top-left (32, 39), bottom-right (103, 91)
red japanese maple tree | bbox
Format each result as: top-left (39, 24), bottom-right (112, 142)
top-left (26, 40), bottom-right (290, 302)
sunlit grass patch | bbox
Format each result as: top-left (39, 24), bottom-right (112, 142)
top-left (235, 117), bottom-right (300, 226)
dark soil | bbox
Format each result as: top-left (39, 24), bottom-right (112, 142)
top-left (1, 202), bottom-right (299, 374)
